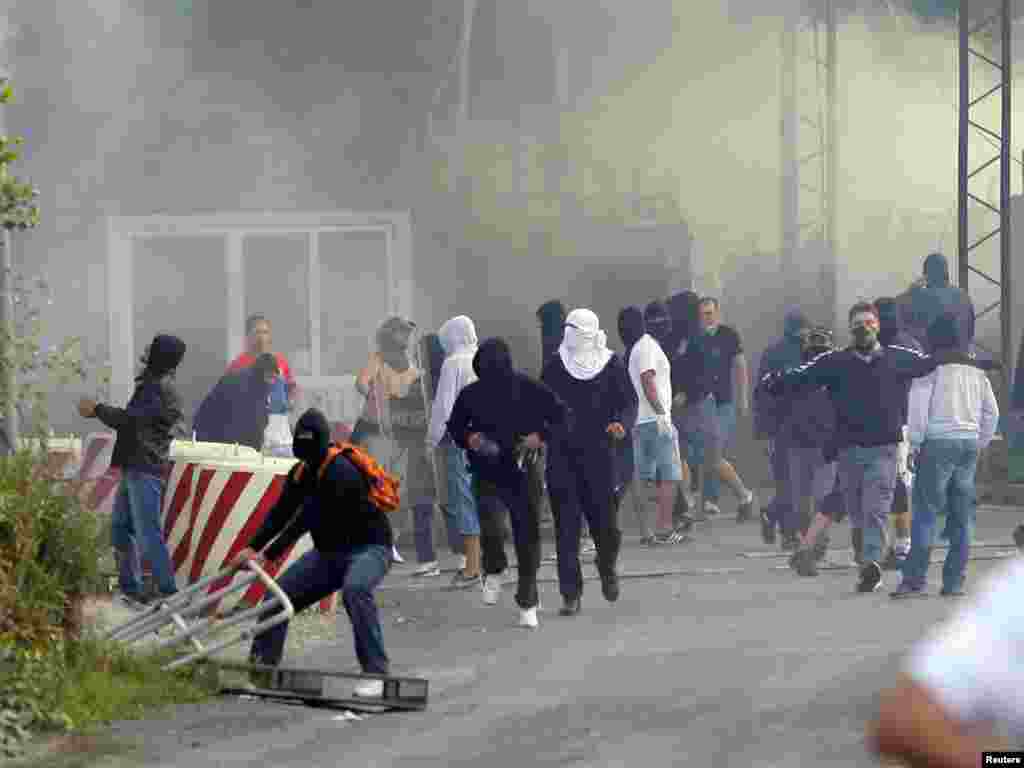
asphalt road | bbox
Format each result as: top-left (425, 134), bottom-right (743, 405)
top-left (52, 504), bottom-right (1024, 768)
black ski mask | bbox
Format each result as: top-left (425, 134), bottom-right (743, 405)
top-left (139, 334), bottom-right (186, 379)
top-left (644, 301), bottom-right (673, 349)
top-left (293, 408), bottom-right (331, 467)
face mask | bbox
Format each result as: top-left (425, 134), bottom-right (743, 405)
top-left (851, 326), bottom-right (878, 350)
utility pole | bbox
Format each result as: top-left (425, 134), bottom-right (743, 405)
top-left (0, 36), bottom-right (17, 447)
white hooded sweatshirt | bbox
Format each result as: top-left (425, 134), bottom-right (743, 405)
top-left (427, 315), bottom-right (480, 448)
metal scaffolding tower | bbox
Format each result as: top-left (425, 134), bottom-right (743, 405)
top-left (957, 0), bottom-right (1013, 401)
top-left (780, 0), bottom-right (838, 321)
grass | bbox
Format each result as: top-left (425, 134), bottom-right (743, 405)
top-left (2, 634), bottom-right (218, 766)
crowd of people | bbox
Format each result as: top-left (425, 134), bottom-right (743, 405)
top-left (75, 250), bottom-right (1009, 713)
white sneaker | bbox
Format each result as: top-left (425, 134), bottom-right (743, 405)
top-left (353, 678), bottom-right (384, 698)
top-left (482, 574), bottom-right (502, 605)
top-left (518, 606), bottom-right (539, 629)
top-left (457, 554), bottom-right (467, 571)
top-left (412, 560), bottom-right (440, 577)
top-left (704, 502), bottom-right (721, 516)
top-left (391, 546), bottom-right (404, 564)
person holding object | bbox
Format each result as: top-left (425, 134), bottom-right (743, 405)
top-left (446, 338), bottom-right (569, 629)
top-left (78, 334), bottom-right (186, 608)
top-left (541, 308), bottom-right (634, 616)
top-left (230, 408), bottom-right (393, 698)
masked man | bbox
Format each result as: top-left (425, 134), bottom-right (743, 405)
top-left (231, 408), bottom-right (394, 698)
top-left (542, 308), bottom-right (634, 616)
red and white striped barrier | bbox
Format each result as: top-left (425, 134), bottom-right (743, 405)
top-left (78, 432), bottom-right (120, 517)
top-left (161, 455), bottom-right (338, 614)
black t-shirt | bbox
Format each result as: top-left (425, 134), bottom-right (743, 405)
top-left (690, 326), bottom-right (743, 404)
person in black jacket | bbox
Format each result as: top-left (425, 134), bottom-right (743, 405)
top-left (231, 408), bottom-right (393, 698)
top-left (542, 308), bottom-right (634, 616)
top-left (192, 353), bottom-right (279, 450)
top-left (447, 338), bottom-right (569, 629)
top-left (78, 334), bottom-right (186, 605)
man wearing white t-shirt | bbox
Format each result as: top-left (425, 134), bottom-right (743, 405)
top-left (628, 301), bottom-right (685, 545)
top-left (869, 557), bottom-right (1024, 766)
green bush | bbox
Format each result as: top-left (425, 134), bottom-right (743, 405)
top-left (0, 450), bottom-right (103, 649)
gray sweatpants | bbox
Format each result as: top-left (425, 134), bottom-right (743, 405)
top-left (837, 444), bottom-right (899, 565)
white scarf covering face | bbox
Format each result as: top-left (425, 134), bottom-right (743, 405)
top-left (559, 308), bottom-right (613, 381)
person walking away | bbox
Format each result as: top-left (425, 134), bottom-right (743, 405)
top-left (77, 334), bottom-right (186, 607)
top-left (876, 296), bottom-right (924, 570)
top-left (353, 316), bottom-right (423, 563)
top-left (425, 316), bottom-right (483, 587)
top-left (690, 297), bottom-right (756, 521)
top-left (666, 290), bottom-right (702, 527)
top-left (447, 338), bottom-right (569, 628)
top-left (193, 353), bottom-right (279, 450)
top-left (891, 313), bottom-right (998, 599)
top-left (230, 409), bottom-right (393, 698)
top-left (542, 308), bottom-right (633, 616)
top-left (869, 556), bottom-right (1024, 766)
top-left (755, 309), bottom-right (809, 545)
top-left (227, 314), bottom-right (297, 452)
top-left (615, 306), bottom-right (649, 541)
top-left (629, 302), bottom-right (686, 545)
top-left (534, 300), bottom-right (567, 543)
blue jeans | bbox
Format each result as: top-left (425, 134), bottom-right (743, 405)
top-left (901, 439), bottom-right (979, 592)
top-left (110, 469), bottom-right (177, 597)
top-left (446, 441), bottom-right (480, 536)
top-left (837, 444), bottom-right (899, 565)
top-left (414, 502), bottom-right (461, 563)
top-left (251, 545), bottom-right (391, 673)
top-left (632, 421), bottom-right (683, 482)
top-left (704, 401), bottom-right (736, 502)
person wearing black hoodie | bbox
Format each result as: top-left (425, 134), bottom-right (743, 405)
top-left (542, 308), bottom-right (634, 616)
top-left (754, 309), bottom-right (809, 547)
top-left (447, 338), bottom-right (570, 629)
top-left (537, 300), bottom-right (568, 366)
top-left (231, 408), bottom-right (394, 698)
top-left (78, 334), bottom-right (186, 605)
top-left (192, 352), bottom-right (279, 450)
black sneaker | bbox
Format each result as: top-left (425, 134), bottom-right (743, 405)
top-left (939, 586), bottom-right (967, 597)
top-left (760, 508), bottom-right (776, 545)
top-left (736, 495), bottom-right (754, 523)
top-left (780, 533), bottom-right (800, 552)
top-left (599, 564), bottom-right (620, 603)
top-left (448, 571), bottom-right (482, 590)
top-left (559, 596), bottom-right (581, 616)
top-left (857, 561), bottom-right (883, 593)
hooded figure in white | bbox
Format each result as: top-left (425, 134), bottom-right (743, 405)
top-left (542, 308), bottom-right (635, 616)
top-left (425, 315), bottom-right (483, 586)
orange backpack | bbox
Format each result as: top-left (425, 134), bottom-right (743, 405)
top-left (293, 442), bottom-right (402, 514)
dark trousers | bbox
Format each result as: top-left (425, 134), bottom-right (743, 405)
top-left (547, 439), bottom-right (622, 600)
top-left (250, 545), bottom-right (391, 673)
top-left (477, 468), bottom-right (541, 609)
top-left (765, 434), bottom-right (793, 529)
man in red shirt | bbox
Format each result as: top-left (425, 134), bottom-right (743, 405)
top-left (227, 314), bottom-right (297, 405)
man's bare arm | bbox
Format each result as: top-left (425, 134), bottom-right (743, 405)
top-left (640, 370), bottom-right (664, 415)
top-left (868, 675), bottom-right (997, 768)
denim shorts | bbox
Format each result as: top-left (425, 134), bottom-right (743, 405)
top-left (632, 420), bottom-right (683, 483)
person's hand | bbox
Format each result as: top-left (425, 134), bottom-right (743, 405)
top-left (655, 414), bottom-right (673, 437)
top-left (77, 398), bottom-right (97, 418)
top-left (606, 422), bottom-right (626, 440)
top-left (467, 433), bottom-right (483, 452)
top-left (520, 432), bottom-right (543, 451)
top-left (229, 547), bottom-right (266, 572)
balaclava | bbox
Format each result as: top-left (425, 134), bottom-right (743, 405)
top-left (141, 334), bottom-right (186, 378)
top-left (617, 306), bottom-right (645, 356)
top-left (293, 408), bottom-right (331, 467)
top-left (472, 337), bottom-right (515, 381)
top-left (801, 327), bottom-right (834, 361)
top-left (644, 301), bottom-right (673, 349)
top-left (667, 291), bottom-right (700, 351)
top-left (783, 309), bottom-right (809, 341)
top-left (537, 300), bottom-right (567, 363)
top-left (924, 252), bottom-right (951, 288)
top-left (874, 297), bottom-right (903, 346)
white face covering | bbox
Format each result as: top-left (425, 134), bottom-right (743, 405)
top-left (559, 308), bottom-right (613, 381)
